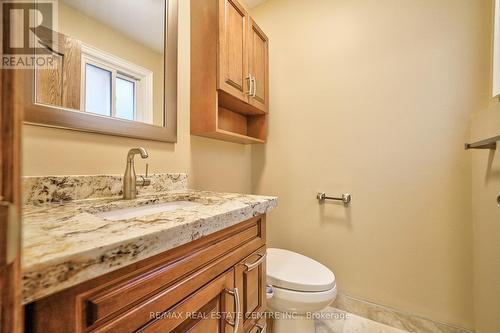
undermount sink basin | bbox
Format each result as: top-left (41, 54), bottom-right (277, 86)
top-left (96, 201), bottom-right (200, 221)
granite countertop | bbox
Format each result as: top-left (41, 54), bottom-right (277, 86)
top-left (22, 174), bottom-right (277, 304)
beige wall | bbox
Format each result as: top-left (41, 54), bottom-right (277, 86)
top-left (58, 2), bottom-right (164, 126)
top-left (250, 0), bottom-right (489, 328)
top-left (471, 108), bottom-right (500, 333)
top-left (471, 1), bottom-right (500, 332)
top-left (23, 0), bottom-right (252, 194)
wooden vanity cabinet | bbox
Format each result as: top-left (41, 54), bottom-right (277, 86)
top-left (191, 0), bottom-right (269, 144)
top-left (25, 216), bottom-right (268, 333)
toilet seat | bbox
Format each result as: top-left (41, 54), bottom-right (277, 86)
top-left (268, 284), bottom-right (338, 314)
top-left (267, 248), bottom-right (336, 292)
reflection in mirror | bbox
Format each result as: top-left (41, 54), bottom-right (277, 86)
top-left (35, 0), bottom-right (165, 126)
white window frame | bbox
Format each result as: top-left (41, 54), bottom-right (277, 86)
top-left (80, 43), bottom-right (154, 123)
top-left (116, 73), bottom-right (138, 121)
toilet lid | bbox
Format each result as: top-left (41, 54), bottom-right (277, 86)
top-left (266, 248), bottom-right (336, 292)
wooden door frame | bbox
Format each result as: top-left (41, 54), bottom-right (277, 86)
top-left (0, 66), bottom-right (23, 332)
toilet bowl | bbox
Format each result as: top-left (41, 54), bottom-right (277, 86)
top-left (266, 248), bottom-right (337, 333)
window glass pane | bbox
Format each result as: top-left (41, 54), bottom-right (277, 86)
top-left (85, 64), bottom-right (112, 116)
top-left (116, 77), bottom-right (135, 121)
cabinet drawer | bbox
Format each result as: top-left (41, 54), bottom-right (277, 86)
top-left (138, 269), bottom-right (235, 333)
top-left (82, 217), bottom-right (265, 331)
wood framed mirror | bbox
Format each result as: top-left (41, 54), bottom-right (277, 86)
top-left (23, 0), bottom-right (178, 142)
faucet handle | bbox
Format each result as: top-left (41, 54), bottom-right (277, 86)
top-left (138, 163), bottom-right (151, 187)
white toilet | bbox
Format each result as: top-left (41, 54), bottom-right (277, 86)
top-left (266, 248), bottom-right (337, 333)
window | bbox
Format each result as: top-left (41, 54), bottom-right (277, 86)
top-left (115, 76), bottom-right (136, 121)
top-left (80, 44), bottom-right (153, 123)
top-left (84, 64), bottom-right (112, 117)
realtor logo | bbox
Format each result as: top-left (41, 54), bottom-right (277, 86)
top-left (1, 0), bottom-right (58, 68)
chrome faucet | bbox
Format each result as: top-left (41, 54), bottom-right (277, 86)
top-left (123, 147), bottom-right (150, 200)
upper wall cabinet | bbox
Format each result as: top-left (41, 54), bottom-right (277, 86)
top-left (191, 0), bottom-right (269, 144)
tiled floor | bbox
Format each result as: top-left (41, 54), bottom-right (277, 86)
top-left (315, 307), bottom-right (411, 333)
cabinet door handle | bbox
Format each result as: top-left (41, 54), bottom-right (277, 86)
top-left (252, 76), bottom-right (257, 98)
top-left (225, 288), bottom-right (241, 333)
top-left (244, 252), bottom-right (267, 271)
top-left (246, 75), bottom-right (253, 96)
top-left (256, 323), bottom-right (267, 333)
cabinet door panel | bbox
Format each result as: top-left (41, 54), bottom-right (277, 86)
top-left (218, 0), bottom-right (249, 102)
top-left (244, 268), bottom-right (260, 317)
top-left (248, 19), bottom-right (268, 113)
top-left (235, 247), bottom-right (267, 331)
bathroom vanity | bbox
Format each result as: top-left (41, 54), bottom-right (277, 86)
top-left (22, 174), bottom-right (277, 333)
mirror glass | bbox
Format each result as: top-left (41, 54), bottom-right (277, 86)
top-left (35, 0), bottom-right (165, 126)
